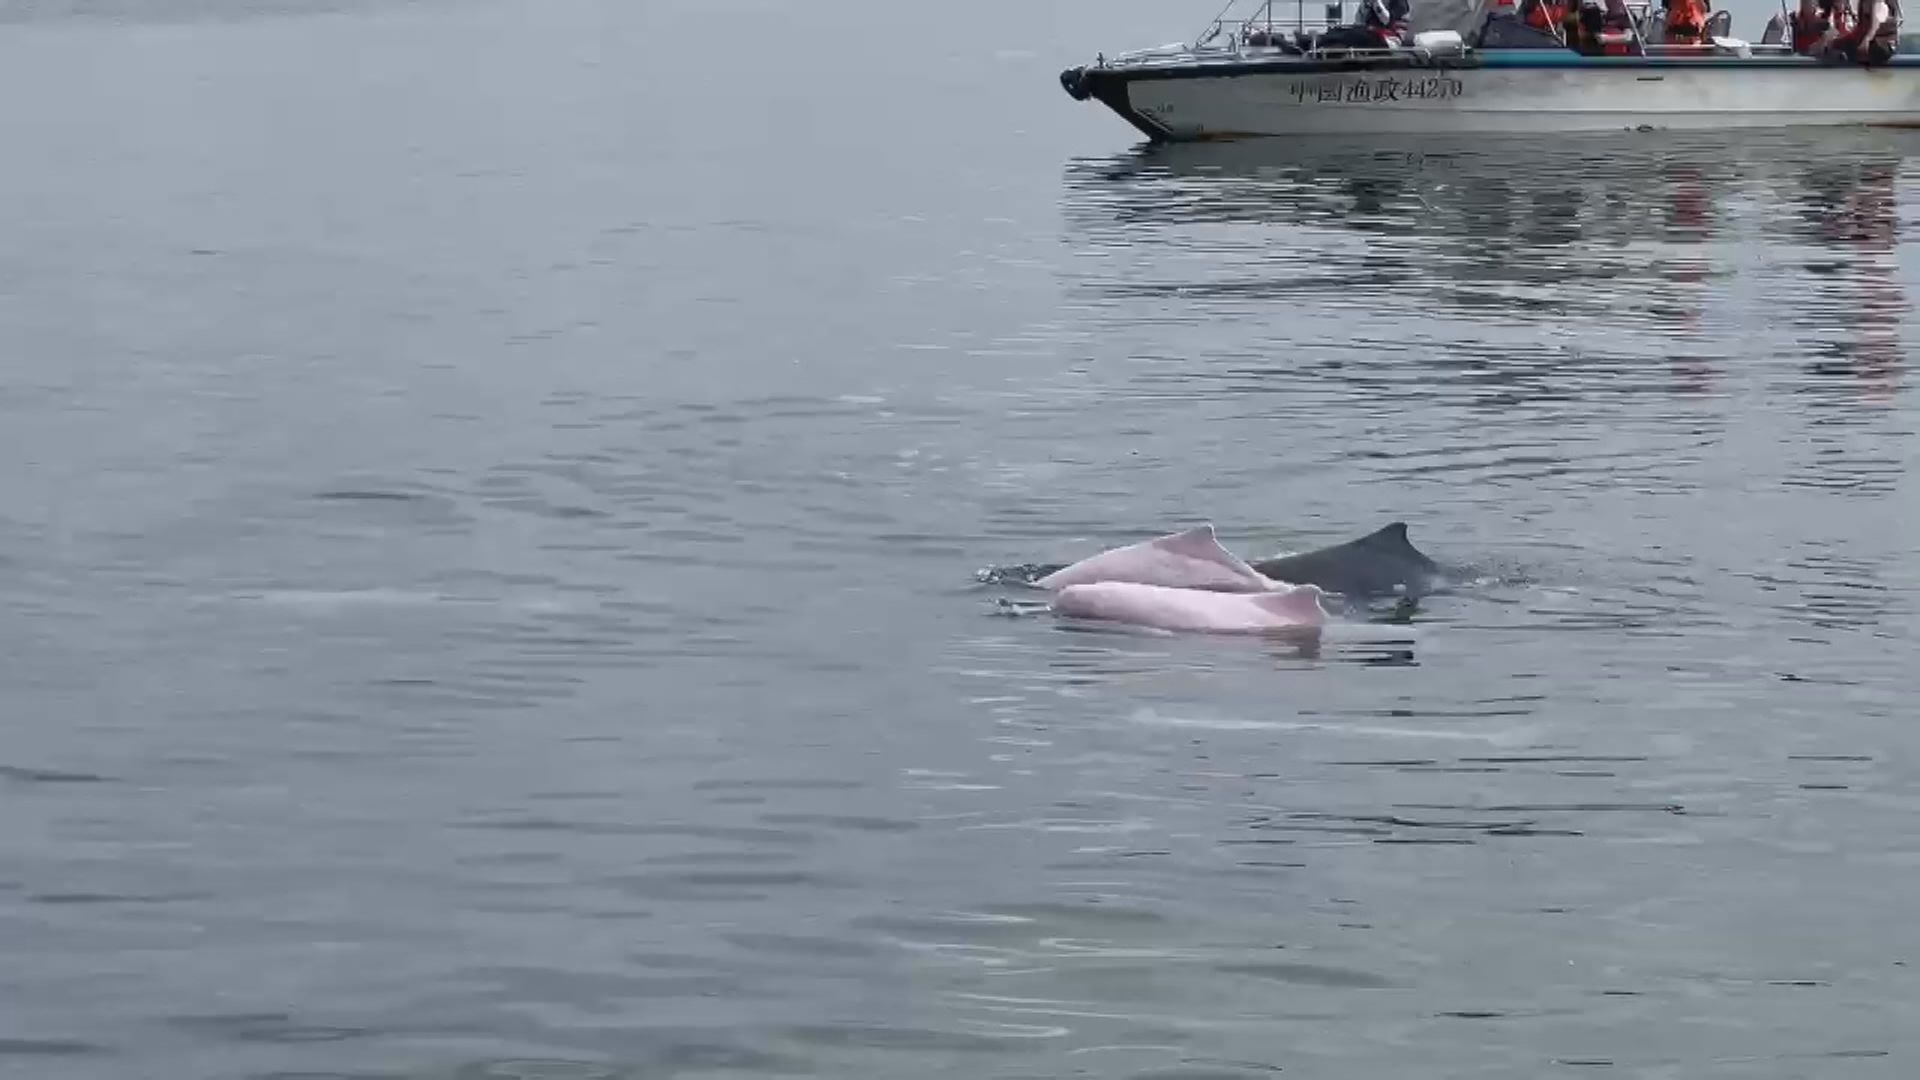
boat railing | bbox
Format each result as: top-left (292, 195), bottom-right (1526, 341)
top-left (1196, 0), bottom-right (1341, 49)
top-left (1103, 0), bottom-right (1815, 67)
top-left (1640, 39), bottom-right (1804, 56)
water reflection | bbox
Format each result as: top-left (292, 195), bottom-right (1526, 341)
top-left (1061, 129), bottom-right (1919, 411)
top-left (1064, 129), bottom-right (1920, 241)
top-left (1789, 156), bottom-right (1905, 404)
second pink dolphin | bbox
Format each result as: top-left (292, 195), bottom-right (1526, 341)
top-left (1051, 580), bottom-right (1330, 634)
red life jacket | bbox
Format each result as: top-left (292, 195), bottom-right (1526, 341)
top-left (1667, 0), bottom-right (1708, 37)
top-left (1365, 0), bottom-right (1409, 43)
top-left (1790, 9), bottom-right (1834, 51)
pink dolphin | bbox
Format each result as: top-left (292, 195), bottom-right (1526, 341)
top-left (1036, 524), bottom-right (1275, 593)
top-left (1051, 580), bottom-right (1330, 635)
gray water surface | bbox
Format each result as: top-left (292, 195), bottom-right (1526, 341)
top-left (2, 1), bottom-right (1918, 1078)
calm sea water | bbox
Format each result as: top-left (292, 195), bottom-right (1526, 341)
top-left (3, 1), bottom-right (1919, 1078)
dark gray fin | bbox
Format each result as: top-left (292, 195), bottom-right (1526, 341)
top-left (1248, 521), bottom-right (1443, 599)
top-left (1356, 522), bottom-right (1440, 572)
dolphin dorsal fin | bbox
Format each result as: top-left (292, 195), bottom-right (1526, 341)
top-left (1363, 521), bottom-right (1439, 570)
top-left (1153, 523), bottom-right (1217, 549)
top-left (1155, 524), bottom-right (1267, 578)
top-left (1367, 522), bottom-right (1410, 545)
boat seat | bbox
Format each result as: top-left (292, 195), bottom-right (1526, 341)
top-left (1644, 10), bottom-right (1667, 42)
top-left (1761, 13), bottom-right (1786, 44)
top-left (1706, 10), bottom-right (1732, 37)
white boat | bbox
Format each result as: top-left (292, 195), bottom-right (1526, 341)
top-left (1058, 0), bottom-right (1920, 139)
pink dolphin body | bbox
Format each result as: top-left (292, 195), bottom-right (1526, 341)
top-left (1036, 524), bottom-right (1275, 593)
top-left (1051, 580), bottom-right (1330, 634)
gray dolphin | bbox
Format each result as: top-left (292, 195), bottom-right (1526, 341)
top-left (1251, 522), bottom-right (1440, 600)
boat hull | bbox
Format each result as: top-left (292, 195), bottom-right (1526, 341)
top-left (1066, 54), bottom-right (1920, 140)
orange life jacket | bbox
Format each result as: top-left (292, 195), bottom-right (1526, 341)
top-left (1667, 0), bottom-right (1708, 36)
top-left (1525, 0), bottom-right (1568, 31)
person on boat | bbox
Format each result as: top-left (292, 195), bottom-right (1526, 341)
top-left (1791, 0), bottom-right (1828, 51)
top-left (1831, 0), bottom-right (1901, 63)
top-left (1663, 0), bottom-right (1710, 42)
top-left (1791, 0), bottom-right (1852, 53)
top-left (1571, 1), bottom-right (1608, 52)
top-left (1371, 0), bottom-right (1414, 43)
top-left (1320, 0), bottom-right (1412, 48)
top-left (1520, 0), bottom-right (1570, 36)
top-left (1825, 0), bottom-right (1857, 37)
top-left (1597, 0), bottom-right (1639, 53)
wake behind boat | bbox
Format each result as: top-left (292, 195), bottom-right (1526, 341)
top-left (1058, 0), bottom-right (1920, 139)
